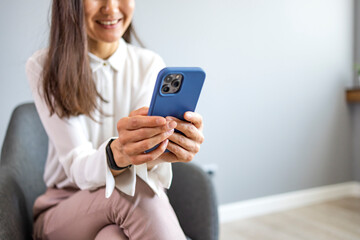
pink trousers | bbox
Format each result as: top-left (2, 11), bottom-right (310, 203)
top-left (32, 177), bottom-right (186, 240)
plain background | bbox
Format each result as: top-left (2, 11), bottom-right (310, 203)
top-left (0, 0), bottom-right (358, 205)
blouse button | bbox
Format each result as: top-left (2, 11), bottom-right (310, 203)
top-left (103, 62), bottom-right (107, 66)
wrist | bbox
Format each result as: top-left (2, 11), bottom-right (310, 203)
top-left (106, 139), bottom-right (132, 171)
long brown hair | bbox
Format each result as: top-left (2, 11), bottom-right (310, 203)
top-left (42, 0), bottom-right (139, 119)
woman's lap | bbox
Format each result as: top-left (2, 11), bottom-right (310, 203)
top-left (33, 177), bottom-right (186, 240)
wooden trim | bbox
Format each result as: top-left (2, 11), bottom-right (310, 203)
top-left (346, 88), bottom-right (360, 102)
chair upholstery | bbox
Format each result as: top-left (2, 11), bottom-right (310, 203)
top-left (168, 162), bottom-right (219, 240)
top-left (0, 103), bottom-right (219, 240)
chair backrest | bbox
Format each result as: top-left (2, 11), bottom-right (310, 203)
top-left (1, 103), bottom-right (48, 228)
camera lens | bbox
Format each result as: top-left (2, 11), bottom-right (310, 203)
top-left (162, 85), bottom-right (170, 93)
top-left (172, 80), bottom-right (180, 88)
top-left (164, 75), bottom-right (172, 83)
top-left (175, 74), bottom-right (182, 79)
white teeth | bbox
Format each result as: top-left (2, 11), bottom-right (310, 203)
top-left (99, 19), bottom-right (118, 25)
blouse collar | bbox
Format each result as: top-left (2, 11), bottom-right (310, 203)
top-left (88, 38), bottom-right (127, 73)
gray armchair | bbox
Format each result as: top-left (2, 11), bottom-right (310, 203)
top-left (0, 103), bottom-right (218, 240)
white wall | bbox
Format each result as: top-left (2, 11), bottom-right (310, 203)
top-left (133, 0), bottom-right (354, 204)
top-left (0, 0), bottom-right (50, 146)
top-left (0, 0), bottom-right (355, 205)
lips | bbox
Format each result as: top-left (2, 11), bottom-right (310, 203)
top-left (97, 19), bottom-right (120, 25)
top-left (96, 18), bottom-right (122, 29)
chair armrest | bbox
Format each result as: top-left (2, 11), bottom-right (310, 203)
top-left (0, 167), bottom-right (32, 240)
top-left (167, 162), bottom-right (219, 240)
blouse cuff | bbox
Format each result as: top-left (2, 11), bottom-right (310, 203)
top-left (104, 138), bottom-right (137, 198)
top-left (105, 161), bottom-right (137, 198)
top-left (148, 162), bottom-right (173, 189)
top-left (104, 141), bottom-right (173, 198)
top-left (104, 137), bottom-right (116, 198)
top-left (137, 162), bottom-right (173, 195)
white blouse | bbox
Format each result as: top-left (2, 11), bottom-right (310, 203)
top-left (26, 38), bottom-right (172, 198)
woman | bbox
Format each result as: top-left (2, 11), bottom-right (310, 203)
top-left (26, 0), bottom-right (204, 239)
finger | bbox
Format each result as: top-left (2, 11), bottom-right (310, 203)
top-left (166, 117), bottom-right (204, 143)
top-left (129, 107), bottom-right (149, 117)
top-left (123, 129), bottom-right (174, 155)
top-left (166, 141), bottom-right (194, 162)
top-left (131, 140), bottom-right (169, 165)
top-left (184, 112), bottom-right (203, 130)
top-left (168, 132), bottom-right (200, 153)
top-left (159, 151), bottom-right (178, 163)
top-left (118, 116), bottom-right (166, 131)
top-left (118, 121), bottom-right (177, 144)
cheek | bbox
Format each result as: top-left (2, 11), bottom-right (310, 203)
top-left (83, 13), bottom-right (93, 28)
top-left (127, 0), bottom-right (135, 10)
top-left (123, 0), bottom-right (135, 18)
top-left (84, 15), bottom-right (94, 37)
top-left (83, 1), bottom-right (100, 23)
top-left (83, 3), bottom-right (100, 36)
top-left (83, 0), bottom-right (96, 18)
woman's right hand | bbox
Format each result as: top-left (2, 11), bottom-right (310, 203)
top-left (109, 107), bottom-right (177, 176)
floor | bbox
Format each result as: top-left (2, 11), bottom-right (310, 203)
top-left (220, 197), bottom-right (360, 240)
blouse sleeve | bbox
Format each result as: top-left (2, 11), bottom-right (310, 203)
top-left (25, 53), bottom-right (114, 197)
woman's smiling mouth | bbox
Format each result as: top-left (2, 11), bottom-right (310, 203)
top-left (96, 19), bottom-right (122, 28)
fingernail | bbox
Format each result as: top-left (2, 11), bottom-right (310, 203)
top-left (186, 112), bottom-right (192, 119)
top-left (168, 121), bottom-right (177, 129)
top-left (157, 118), bottom-right (165, 125)
top-left (167, 129), bottom-right (174, 135)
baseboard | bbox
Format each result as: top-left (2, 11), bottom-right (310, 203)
top-left (219, 181), bottom-right (360, 223)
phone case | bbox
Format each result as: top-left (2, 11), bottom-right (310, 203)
top-left (148, 67), bottom-right (206, 120)
top-left (146, 67), bottom-right (206, 153)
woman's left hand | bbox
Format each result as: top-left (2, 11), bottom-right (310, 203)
top-left (160, 111), bottom-right (204, 163)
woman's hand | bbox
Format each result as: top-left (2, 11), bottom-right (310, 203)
top-left (110, 107), bottom-right (177, 176)
top-left (159, 111), bottom-right (204, 163)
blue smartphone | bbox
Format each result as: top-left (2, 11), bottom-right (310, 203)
top-left (146, 67), bottom-right (206, 153)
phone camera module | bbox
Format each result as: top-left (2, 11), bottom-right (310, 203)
top-left (164, 75), bottom-right (173, 83)
top-left (162, 85), bottom-right (170, 93)
top-left (172, 80), bottom-right (180, 88)
top-left (162, 73), bottom-right (183, 94)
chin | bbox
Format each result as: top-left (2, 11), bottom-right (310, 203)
top-left (96, 37), bottom-right (120, 44)
top-left (103, 38), bottom-right (122, 43)
top-left (101, 33), bottom-right (124, 43)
